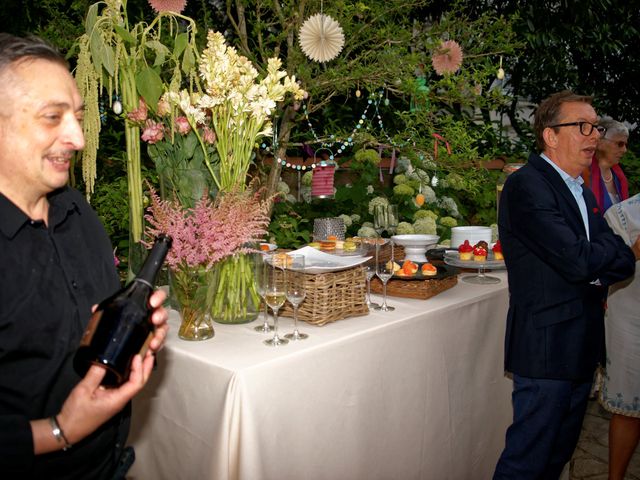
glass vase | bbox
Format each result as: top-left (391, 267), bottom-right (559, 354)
top-left (210, 253), bottom-right (260, 324)
top-left (170, 268), bottom-right (215, 341)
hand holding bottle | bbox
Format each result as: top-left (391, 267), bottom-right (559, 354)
top-left (32, 288), bottom-right (169, 454)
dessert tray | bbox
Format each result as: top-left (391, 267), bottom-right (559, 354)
top-left (443, 251), bottom-right (505, 284)
top-left (391, 263), bottom-right (456, 281)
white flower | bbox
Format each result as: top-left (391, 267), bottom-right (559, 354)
top-left (438, 196), bottom-right (460, 217)
top-left (366, 185), bottom-right (374, 195)
top-left (338, 214), bottom-right (352, 227)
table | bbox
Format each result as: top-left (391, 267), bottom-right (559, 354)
top-left (128, 271), bottom-right (512, 480)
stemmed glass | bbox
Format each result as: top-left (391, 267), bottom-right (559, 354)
top-left (373, 204), bottom-right (390, 283)
top-left (377, 253), bottom-right (395, 312)
top-left (253, 252), bottom-right (274, 333)
top-left (364, 258), bottom-right (381, 310)
top-left (284, 255), bottom-right (308, 341)
top-left (263, 255), bottom-right (288, 346)
top-left (387, 204), bottom-right (399, 237)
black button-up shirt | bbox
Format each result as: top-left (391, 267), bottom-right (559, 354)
top-left (0, 187), bottom-right (124, 479)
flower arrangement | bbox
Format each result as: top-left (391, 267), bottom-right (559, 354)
top-left (128, 98), bottom-right (217, 208)
top-left (164, 30), bottom-right (306, 192)
top-left (144, 185), bottom-right (271, 329)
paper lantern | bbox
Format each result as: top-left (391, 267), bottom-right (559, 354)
top-left (299, 13), bottom-right (345, 63)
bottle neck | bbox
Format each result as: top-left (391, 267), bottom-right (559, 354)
top-left (136, 235), bottom-right (172, 285)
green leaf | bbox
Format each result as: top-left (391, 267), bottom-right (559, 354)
top-left (89, 30), bottom-right (104, 75)
top-left (85, 3), bottom-right (99, 34)
top-left (174, 33), bottom-right (189, 58)
top-left (114, 24), bottom-right (137, 46)
top-left (181, 48), bottom-right (195, 75)
top-left (136, 67), bottom-right (163, 109)
top-left (147, 40), bottom-right (170, 68)
top-left (102, 43), bottom-right (116, 77)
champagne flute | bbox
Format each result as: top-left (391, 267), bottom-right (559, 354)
top-left (264, 255), bottom-right (288, 346)
top-left (364, 258), bottom-right (381, 310)
top-left (253, 252), bottom-right (273, 333)
top-left (377, 257), bottom-right (395, 312)
top-left (387, 204), bottom-right (399, 237)
top-left (284, 255), bottom-right (308, 341)
top-left (373, 204), bottom-right (389, 237)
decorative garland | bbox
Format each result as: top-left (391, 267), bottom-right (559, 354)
top-left (261, 90), bottom-right (410, 171)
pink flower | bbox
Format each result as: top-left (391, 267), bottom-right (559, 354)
top-left (127, 98), bottom-right (148, 122)
top-left (141, 120), bottom-right (165, 144)
top-left (431, 40), bottom-right (463, 76)
top-left (148, 0), bottom-right (187, 13)
top-left (144, 186), bottom-right (271, 270)
top-left (175, 116), bottom-right (192, 135)
top-left (203, 126), bottom-right (217, 144)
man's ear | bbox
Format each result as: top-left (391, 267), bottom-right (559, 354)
top-left (543, 127), bottom-right (558, 149)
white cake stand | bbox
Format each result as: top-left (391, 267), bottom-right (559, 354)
top-left (391, 234), bottom-right (440, 263)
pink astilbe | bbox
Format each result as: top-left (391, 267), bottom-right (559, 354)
top-left (148, 0), bottom-right (187, 13)
top-left (431, 40), bottom-right (463, 76)
top-left (144, 187), bottom-right (270, 271)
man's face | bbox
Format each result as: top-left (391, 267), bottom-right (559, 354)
top-left (0, 58), bottom-right (84, 201)
top-left (547, 101), bottom-right (601, 177)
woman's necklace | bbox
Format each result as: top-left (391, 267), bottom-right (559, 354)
top-left (601, 170), bottom-right (614, 183)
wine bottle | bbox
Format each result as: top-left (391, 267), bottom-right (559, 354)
top-left (74, 235), bottom-right (172, 387)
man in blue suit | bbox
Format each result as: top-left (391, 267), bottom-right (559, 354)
top-left (493, 90), bottom-right (640, 479)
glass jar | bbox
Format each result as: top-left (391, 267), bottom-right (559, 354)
top-left (496, 163), bottom-right (524, 218)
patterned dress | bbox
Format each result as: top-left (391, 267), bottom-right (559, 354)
top-left (599, 193), bottom-right (640, 416)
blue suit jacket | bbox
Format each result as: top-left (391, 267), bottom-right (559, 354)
top-left (498, 153), bottom-right (635, 380)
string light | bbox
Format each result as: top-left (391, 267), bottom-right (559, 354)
top-left (262, 90), bottom-right (410, 170)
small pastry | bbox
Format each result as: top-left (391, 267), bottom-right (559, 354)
top-left (474, 240), bottom-right (489, 251)
top-left (401, 260), bottom-right (419, 276)
top-left (320, 241), bottom-right (336, 251)
top-left (308, 242), bottom-right (321, 249)
top-left (334, 240), bottom-right (345, 249)
top-left (343, 241), bottom-right (357, 251)
top-left (492, 240), bottom-right (504, 261)
top-left (473, 246), bottom-right (488, 262)
top-left (421, 263), bottom-right (438, 276)
top-left (458, 239), bottom-right (473, 261)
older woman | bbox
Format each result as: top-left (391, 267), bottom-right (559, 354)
top-left (601, 194), bottom-right (640, 479)
top-left (586, 117), bottom-right (630, 213)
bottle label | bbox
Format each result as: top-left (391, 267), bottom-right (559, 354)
top-left (79, 310), bottom-right (102, 347)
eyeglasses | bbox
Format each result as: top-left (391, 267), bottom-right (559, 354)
top-left (547, 121), bottom-right (606, 136)
top-left (602, 138), bottom-right (628, 149)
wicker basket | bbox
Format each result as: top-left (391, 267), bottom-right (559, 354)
top-left (279, 266), bottom-right (369, 326)
top-left (370, 273), bottom-right (458, 300)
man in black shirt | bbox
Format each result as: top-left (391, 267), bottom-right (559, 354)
top-left (0, 33), bottom-right (169, 478)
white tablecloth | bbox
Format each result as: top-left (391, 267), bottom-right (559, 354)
top-left (129, 271), bottom-right (512, 480)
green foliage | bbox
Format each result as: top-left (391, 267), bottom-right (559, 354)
top-left (267, 209), bottom-right (311, 249)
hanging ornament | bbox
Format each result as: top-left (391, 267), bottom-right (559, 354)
top-left (497, 56), bottom-right (505, 80)
top-left (299, 13), bottom-right (345, 63)
top-left (112, 95), bottom-right (123, 115)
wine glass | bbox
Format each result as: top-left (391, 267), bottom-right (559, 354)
top-left (387, 204), bottom-right (399, 237)
top-left (263, 255), bottom-right (288, 346)
top-left (373, 204), bottom-right (390, 281)
top-left (364, 258), bottom-right (381, 310)
top-left (376, 256), bottom-right (395, 312)
top-left (253, 252), bottom-right (273, 333)
top-left (284, 255), bottom-right (308, 341)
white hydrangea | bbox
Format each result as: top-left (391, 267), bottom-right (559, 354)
top-left (438, 196), bottom-right (460, 217)
top-left (413, 217), bottom-right (437, 234)
top-left (366, 185), bottom-right (375, 195)
top-left (357, 225), bottom-right (378, 238)
top-left (339, 214), bottom-right (353, 227)
top-left (350, 213), bottom-right (361, 223)
top-left (421, 185), bottom-right (437, 204)
top-left (277, 180), bottom-right (290, 194)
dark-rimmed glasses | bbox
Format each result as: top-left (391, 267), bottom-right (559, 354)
top-left (602, 138), bottom-right (628, 149)
top-left (547, 121), bottom-right (606, 136)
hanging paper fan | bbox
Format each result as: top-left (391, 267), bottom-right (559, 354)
top-left (299, 13), bottom-right (345, 63)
